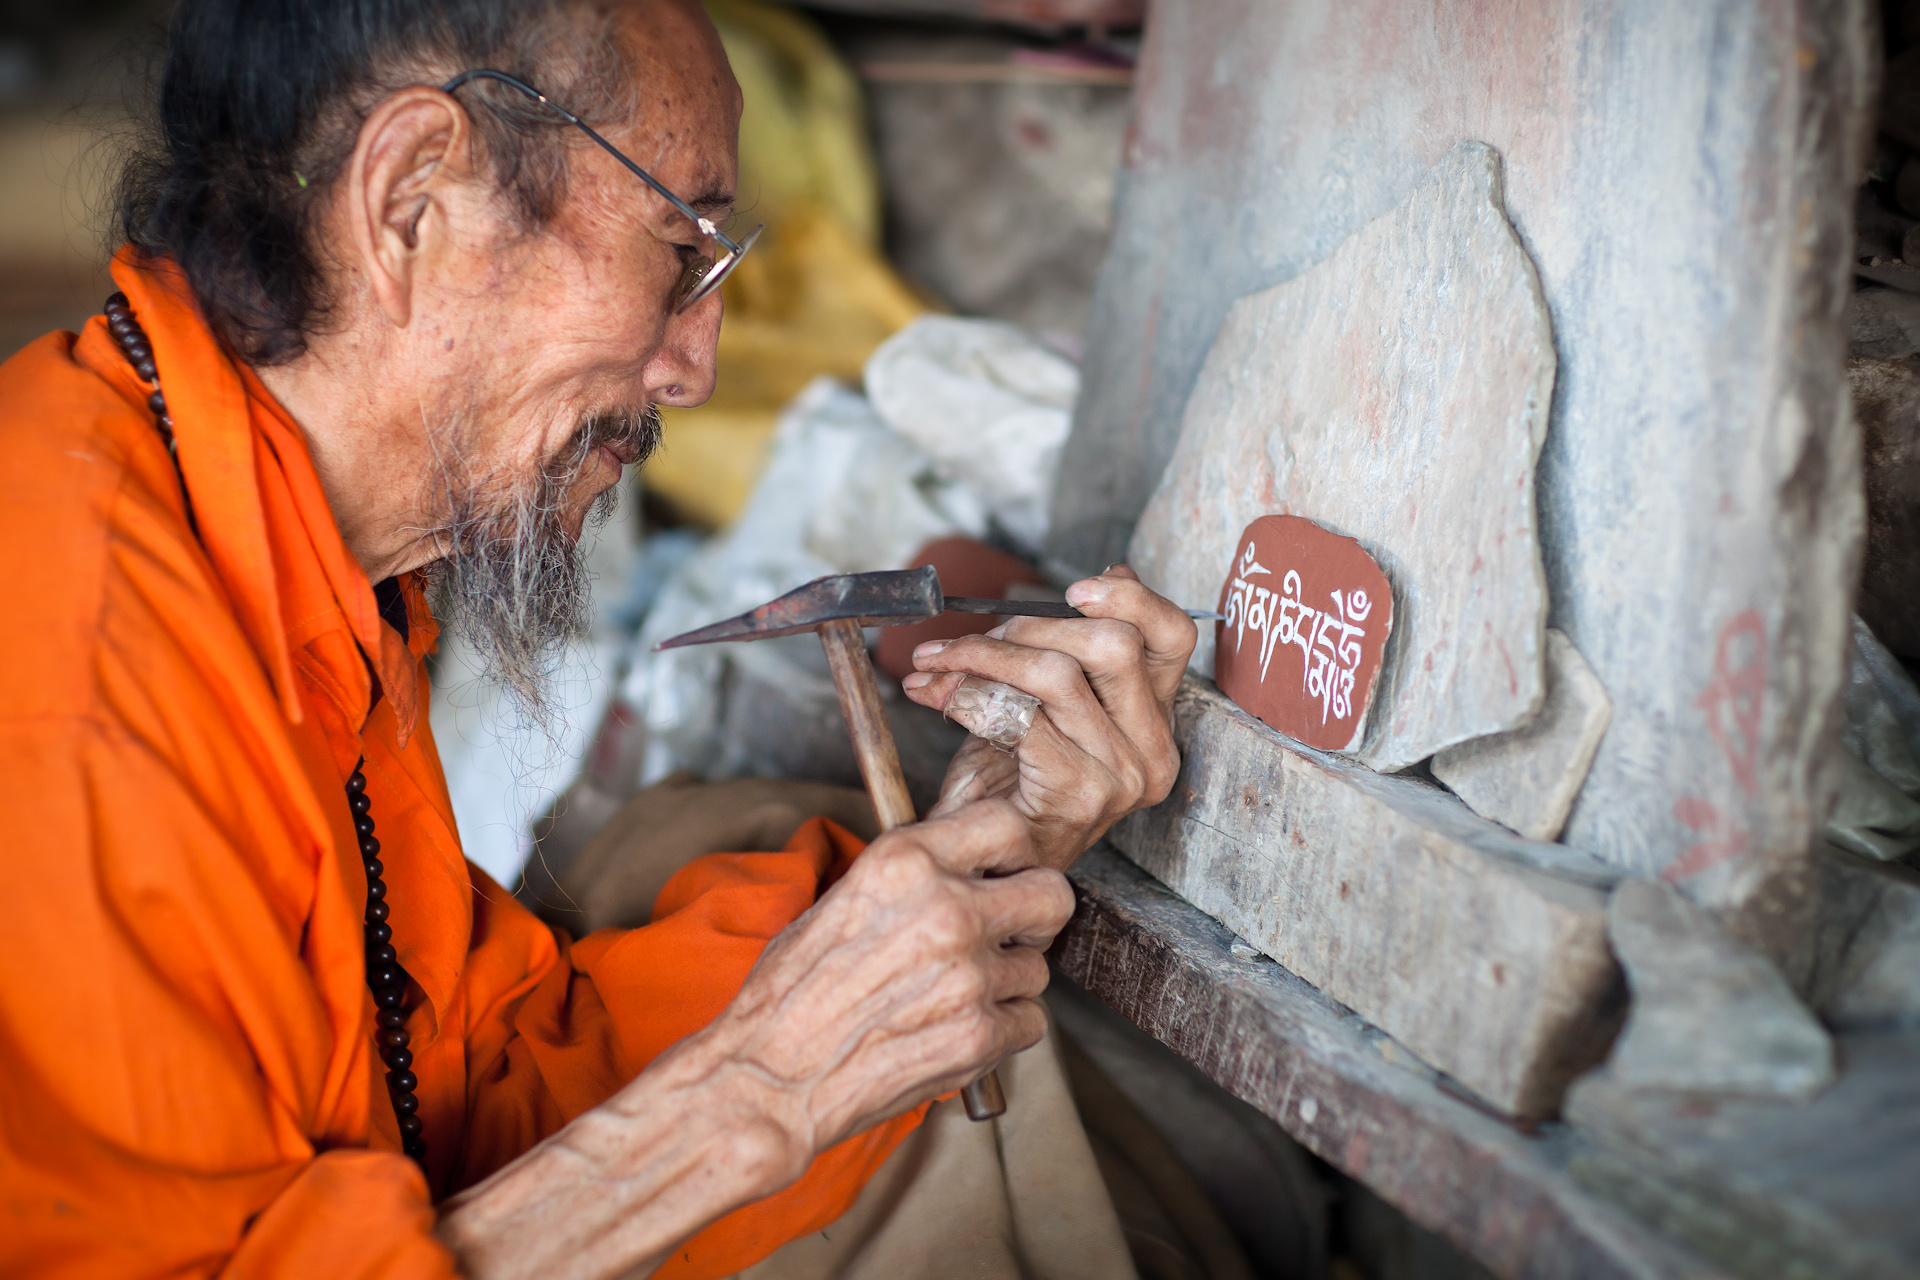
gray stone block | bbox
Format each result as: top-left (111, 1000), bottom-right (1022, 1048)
top-left (1604, 879), bottom-right (1834, 1101)
top-left (1801, 846), bottom-right (1920, 1032)
top-left (1566, 1031), bottom-right (1920, 1280)
top-left (1433, 629), bottom-right (1612, 842)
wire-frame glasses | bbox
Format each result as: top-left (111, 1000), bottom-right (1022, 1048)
top-left (441, 69), bottom-right (762, 313)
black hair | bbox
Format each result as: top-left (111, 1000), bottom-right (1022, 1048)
top-left (114, 0), bottom-right (630, 365)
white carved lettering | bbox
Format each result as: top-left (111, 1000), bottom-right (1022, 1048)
top-left (1222, 536), bottom-right (1373, 727)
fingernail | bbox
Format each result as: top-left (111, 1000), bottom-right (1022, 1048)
top-left (901, 671), bottom-right (932, 690)
top-left (986, 622), bottom-right (1010, 640)
top-left (1066, 579), bottom-right (1111, 607)
top-left (913, 639), bottom-right (951, 658)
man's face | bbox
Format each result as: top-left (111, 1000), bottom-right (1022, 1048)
top-left (403, 0), bottom-right (742, 716)
top-left (426, 0), bottom-right (740, 528)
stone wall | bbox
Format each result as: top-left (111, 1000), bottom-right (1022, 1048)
top-left (1049, 0), bottom-right (1875, 946)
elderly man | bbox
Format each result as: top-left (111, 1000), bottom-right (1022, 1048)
top-left (0, 0), bottom-right (1196, 1276)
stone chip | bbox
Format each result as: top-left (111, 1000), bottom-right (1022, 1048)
top-left (1432, 629), bottom-right (1612, 841)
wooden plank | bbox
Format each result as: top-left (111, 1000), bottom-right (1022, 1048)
top-left (1050, 845), bottom-right (1726, 1280)
top-left (1110, 676), bottom-right (1624, 1118)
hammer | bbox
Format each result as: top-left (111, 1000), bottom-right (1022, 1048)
top-left (655, 567), bottom-right (1036, 1120)
top-left (657, 567), bottom-right (1223, 1121)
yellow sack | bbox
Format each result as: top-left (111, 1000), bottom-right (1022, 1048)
top-left (706, 0), bottom-right (880, 245)
top-left (645, 0), bottom-right (929, 528)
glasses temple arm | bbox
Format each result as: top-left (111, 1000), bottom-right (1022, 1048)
top-left (439, 69), bottom-right (744, 255)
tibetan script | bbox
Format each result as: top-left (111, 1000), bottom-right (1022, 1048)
top-left (1215, 515), bottom-right (1394, 752)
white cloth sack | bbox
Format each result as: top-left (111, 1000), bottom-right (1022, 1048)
top-left (863, 315), bottom-right (1079, 555)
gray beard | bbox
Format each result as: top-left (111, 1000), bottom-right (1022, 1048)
top-left (421, 404), bottom-right (661, 734)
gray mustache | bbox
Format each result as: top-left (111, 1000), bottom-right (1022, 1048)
top-left (421, 402), bottom-right (658, 738)
top-left (563, 404), bottom-right (662, 475)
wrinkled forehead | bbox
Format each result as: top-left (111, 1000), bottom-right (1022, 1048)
top-left (614, 0), bottom-right (742, 182)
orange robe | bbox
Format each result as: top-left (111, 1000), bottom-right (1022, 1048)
top-left (0, 253), bottom-right (925, 1278)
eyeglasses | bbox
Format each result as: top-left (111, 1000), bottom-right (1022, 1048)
top-left (441, 69), bottom-right (762, 313)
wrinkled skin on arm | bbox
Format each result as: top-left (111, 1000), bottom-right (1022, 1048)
top-left (902, 565), bottom-right (1199, 870)
top-left (436, 800), bottom-right (1071, 1280)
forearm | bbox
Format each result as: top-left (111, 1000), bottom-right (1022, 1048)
top-left (436, 1028), bottom-right (804, 1280)
top-left (438, 804), bottom-right (1068, 1280)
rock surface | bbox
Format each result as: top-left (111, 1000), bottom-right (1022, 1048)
top-left (864, 315), bottom-right (1078, 554)
top-left (1047, 0), bottom-right (1870, 938)
top-left (1847, 287), bottom-right (1920, 360)
top-left (1567, 1031), bottom-right (1920, 1280)
top-left (1800, 845), bottom-right (1920, 1033)
top-left (1849, 355), bottom-right (1920, 661)
top-left (1604, 879), bottom-right (1834, 1100)
top-left (853, 22), bottom-right (1132, 335)
top-left (1433, 629), bottom-right (1613, 841)
top-left (1130, 143), bottom-right (1555, 771)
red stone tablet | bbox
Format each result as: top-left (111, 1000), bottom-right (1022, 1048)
top-left (1215, 515), bottom-right (1394, 752)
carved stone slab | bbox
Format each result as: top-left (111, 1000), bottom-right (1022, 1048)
top-left (1433, 629), bottom-right (1613, 841)
top-left (1110, 675), bottom-right (1625, 1119)
top-left (1130, 143), bottom-right (1554, 771)
top-left (1050, 0), bottom-right (1869, 937)
top-left (1215, 515), bottom-right (1394, 752)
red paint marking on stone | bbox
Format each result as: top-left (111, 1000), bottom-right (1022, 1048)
top-left (1496, 635), bottom-right (1517, 697)
top-left (1214, 515), bottom-right (1393, 752)
top-left (1663, 795), bottom-right (1750, 882)
top-left (1695, 609), bottom-right (1766, 796)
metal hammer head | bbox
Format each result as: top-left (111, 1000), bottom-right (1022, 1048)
top-left (654, 566), bottom-right (943, 650)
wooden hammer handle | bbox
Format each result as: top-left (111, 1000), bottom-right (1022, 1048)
top-left (818, 617), bottom-right (917, 830)
top-left (816, 617), bottom-right (1005, 1121)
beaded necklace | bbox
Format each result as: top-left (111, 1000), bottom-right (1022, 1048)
top-left (103, 293), bottom-right (427, 1165)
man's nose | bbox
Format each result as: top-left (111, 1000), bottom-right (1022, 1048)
top-left (643, 292), bottom-right (724, 408)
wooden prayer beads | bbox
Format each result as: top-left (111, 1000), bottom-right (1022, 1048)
top-left (349, 761), bottom-right (427, 1164)
top-left (104, 293), bottom-right (172, 450)
top-left (103, 292), bottom-right (195, 533)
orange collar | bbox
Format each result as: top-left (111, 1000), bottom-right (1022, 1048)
top-left (110, 250), bottom-right (435, 745)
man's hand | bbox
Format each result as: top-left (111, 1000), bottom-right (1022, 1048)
top-left (900, 565), bottom-right (1197, 869)
top-left (699, 798), bottom-right (1069, 1151)
top-left (436, 800), bottom-right (1071, 1280)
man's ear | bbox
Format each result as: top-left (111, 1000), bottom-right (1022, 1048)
top-left (341, 87), bottom-right (478, 330)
